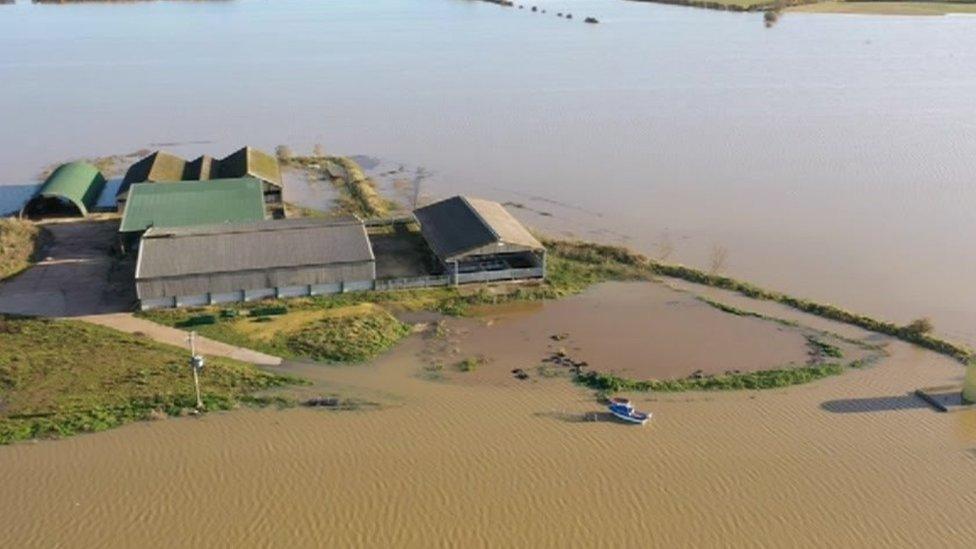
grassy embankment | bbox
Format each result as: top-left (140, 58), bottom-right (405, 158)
top-left (630, 0), bottom-right (813, 12)
top-left (144, 303), bottom-right (413, 364)
top-left (284, 155), bottom-right (395, 219)
top-left (0, 315), bottom-right (300, 445)
top-left (630, 0), bottom-right (976, 15)
top-left (788, 1), bottom-right (976, 14)
top-left (0, 218), bottom-right (48, 281)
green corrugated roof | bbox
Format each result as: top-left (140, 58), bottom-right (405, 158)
top-left (29, 162), bottom-right (106, 216)
top-left (120, 178), bottom-right (266, 233)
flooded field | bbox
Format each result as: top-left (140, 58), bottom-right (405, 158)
top-left (1, 321), bottom-right (974, 545)
top-left (2, 1), bottom-right (976, 545)
top-left (1, 0), bottom-right (976, 347)
top-left (448, 282), bottom-right (815, 380)
top-left (1, 282), bottom-right (975, 546)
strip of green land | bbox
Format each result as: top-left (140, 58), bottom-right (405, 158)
top-left (629, 0), bottom-right (976, 15)
top-left (788, 1), bottom-right (976, 15)
top-left (0, 316), bottom-right (300, 445)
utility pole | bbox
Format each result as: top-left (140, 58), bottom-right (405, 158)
top-left (187, 331), bottom-right (204, 410)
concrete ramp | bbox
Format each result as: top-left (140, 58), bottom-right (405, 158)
top-left (80, 313), bottom-right (283, 367)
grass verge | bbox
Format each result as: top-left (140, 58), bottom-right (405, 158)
top-left (577, 363), bottom-right (846, 393)
top-left (788, 1), bottom-right (976, 15)
top-left (0, 218), bottom-right (49, 281)
top-left (145, 304), bottom-right (411, 364)
top-left (0, 315), bottom-right (302, 444)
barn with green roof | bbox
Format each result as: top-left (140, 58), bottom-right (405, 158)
top-left (21, 162), bottom-right (107, 218)
top-left (118, 178), bottom-right (268, 250)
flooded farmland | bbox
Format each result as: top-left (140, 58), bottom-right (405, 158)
top-left (1, 0), bottom-right (976, 346)
top-left (2, 0), bottom-right (976, 546)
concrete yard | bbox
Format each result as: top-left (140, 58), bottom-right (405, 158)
top-left (370, 225), bottom-right (436, 279)
top-left (0, 219), bottom-right (135, 317)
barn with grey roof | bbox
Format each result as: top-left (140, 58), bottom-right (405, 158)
top-left (413, 196), bottom-right (546, 282)
top-left (135, 217), bottom-right (375, 309)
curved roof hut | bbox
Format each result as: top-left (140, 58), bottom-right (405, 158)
top-left (21, 162), bottom-right (106, 218)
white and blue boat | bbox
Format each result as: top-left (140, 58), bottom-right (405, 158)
top-left (607, 397), bottom-right (651, 425)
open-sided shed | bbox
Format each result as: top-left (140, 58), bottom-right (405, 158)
top-left (413, 196), bottom-right (546, 282)
top-left (21, 162), bottom-right (106, 218)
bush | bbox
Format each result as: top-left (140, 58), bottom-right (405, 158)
top-left (456, 356), bottom-right (486, 372)
top-left (177, 314), bottom-right (216, 328)
top-left (275, 145), bottom-right (293, 160)
top-left (251, 306), bottom-right (288, 317)
top-left (903, 317), bottom-right (934, 336)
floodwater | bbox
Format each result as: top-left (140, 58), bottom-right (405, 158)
top-left (1, 0), bottom-right (976, 346)
top-left (2, 4), bottom-right (976, 544)
top-left (1, 287), bottom-right (975, 547)
top-left (456, 281), bottom-right (814, 379)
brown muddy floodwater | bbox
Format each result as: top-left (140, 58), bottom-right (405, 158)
top-left (458, 282), bottom-right (812, 380)
top-left (2, 282), bottom-right (976, 547)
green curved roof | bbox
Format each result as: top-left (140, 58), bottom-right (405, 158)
top-left (31, 162), bottom-right (107, 216)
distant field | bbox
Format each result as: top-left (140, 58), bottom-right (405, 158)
top-left (629, 0), bottom-right (976, 14)
top-left (628, 0), bottom-right (783, 11)
top-left (789, 1), bottom-right (976, 15)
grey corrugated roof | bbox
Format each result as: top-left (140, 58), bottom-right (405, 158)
top-left (136, 217), bottom-right (373, 280)
top-left (413, 196), bottom-right (543, 260)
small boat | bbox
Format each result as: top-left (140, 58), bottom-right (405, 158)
top-left (607, 398), bottom-right (651, 425)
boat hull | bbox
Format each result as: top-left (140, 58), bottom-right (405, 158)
top-left (609, 408), bottom-right (650, 425)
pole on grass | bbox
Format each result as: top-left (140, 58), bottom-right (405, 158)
top-left (187, 331), bottom-right (204, 410)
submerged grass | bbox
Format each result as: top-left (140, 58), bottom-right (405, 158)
top-left (577, 363), bottom-right (846, 393)
top-left (283, 155), bottom-right (393, 218)
top-left (0, 315), bottom-right (301, 444)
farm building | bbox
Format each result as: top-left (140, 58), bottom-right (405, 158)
top-left (135, 217), bottom-right (375, 309)
top-left (413, 196), bottom-right (546, 283)
top-left (118, 178), bottom-right (267, 250)
top-left (21, 162), bottom-right (106, 219)
top-left (116, 147), bottom-right (284, 217)
top-left (116, 151), bottom-right (189, 209)
top-left (218, 146), bottom-right (284, 217)
top-left (185, 155), bottom-right (219, 180)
